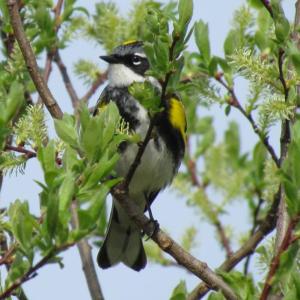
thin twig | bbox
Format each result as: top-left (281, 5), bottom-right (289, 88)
top-left (215, 75), bottom-right (280, 168)
top-left (54, 50), bottom-right (80, 109)
top-left (70, 202), bottom-right (105, 300)
top-left (187, 187), bottom-right (281, 299)
top-left (4, 144), bottom-right (37, 158)
top-left (4, 144), bottom-right (63, 165)
top-left (7, 0), bottom-right (63, 119)
top-left (81, 72), bottom-right (108, 104)
top-left (260, 216), bottom-right (300, 300)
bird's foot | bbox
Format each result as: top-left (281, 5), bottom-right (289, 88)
top-left (142, 219), bottom-right (159, 241)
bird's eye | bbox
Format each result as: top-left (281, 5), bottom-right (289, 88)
top-left (132, 55), bottom-right (141, 65)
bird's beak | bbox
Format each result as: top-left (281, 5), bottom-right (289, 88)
top-left (100, 54), bottom-right (119, 64)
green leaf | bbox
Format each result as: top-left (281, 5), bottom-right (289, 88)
top-left (218, 271), bottom-right (256, 299)
top-left (58, 172), bottom-right (75, 212)
top-left (282, 176), bottom-right (299, 216)
top-left (63, 145), bottom-right (82, 172)
top-left (208, 292), bottom-right (226, 300)
top-left (34, 3), bottom-right (54, 31)
top-left (2, 82), bottom-right (24, 124)
top-left (81, 102), bottom-right (120, 161)
top-left (194, 20), bottom-right (210, 64)
top-left (252, 142), bottom-right (267, 185)
top-left (271, 0), bottom-right (290, 43)
top-left (247, 0), bottom-right (264, 9)
top-left (154, 38), bottom-right (169, 73)
top-left (287, 42), bottom-right (300, 76)
top-left (129, 81), bottom-right (161, 114)
top-left (289, 143), bottom-right (300, 186)
top-left (273, 242), bottom-right (299, 286)
top-left (80, 117), bottom-right (103, 161)
top-left (82, 152), bottom-right (120, 191)
top-left (292, 120), bottom-right (300, 144)
top-left (100, 102), bottom-right (120, 150)
top-left (5, 253), bottom-right (30, 288)
top-left (169, 281), bottom-right (187, 300)
top-left (86, 184), bottom-right (109, 222)
top-left (8, 201), bottom-right (36, 257)
top-left (178, 0), bottom-right (193, 34)
top-left (37, 141), bottom-right (59, 185)
top-left (224, 122), bottom-right (240, 162)
top-left (225, 105), bottom-right (231, 116)
top-left (284, 272), bottom-right (300, 300)
top-left (78, 103), bottom-right (91, 133)
top-left (224, 30), bottom-right (241, 57)
top-left (46, 190), bottom-right (59, 240)
top-left (54, 114), bottom-right (78, 148)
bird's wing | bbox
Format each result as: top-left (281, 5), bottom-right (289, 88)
top-left (93, 86), bottom-right (111, 116)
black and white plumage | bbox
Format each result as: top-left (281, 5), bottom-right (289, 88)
top-left (95, 41), bottom-right (186, 271)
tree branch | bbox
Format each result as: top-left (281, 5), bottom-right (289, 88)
top-left (187, 187), bottom-right (281, 299)
top-left (54, 50), bottom-right (80, 110)
top-left (275, 49), bottom-right (291, 260)
top-left (111, 186), bottom-right (238, 300)
top-left (7, 0), bottom-right (63, 119)
top-left (70, 202), bottom-right (105, 300)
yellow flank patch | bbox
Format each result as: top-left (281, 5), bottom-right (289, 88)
top-left (122, 39), bottom-right (138, 46)
top-left (169, 98), bottom-right (187, 144)
top-left (95, 100), bottom-right (109, 114)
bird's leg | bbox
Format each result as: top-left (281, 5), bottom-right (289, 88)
top-left (142, 195), bottom-right (159, 240)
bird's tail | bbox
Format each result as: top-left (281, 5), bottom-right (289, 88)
top-left (97, 200), bottom-right (146, 271)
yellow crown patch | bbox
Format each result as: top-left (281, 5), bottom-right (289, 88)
top-left (122, 39), bottom-right (138, 46)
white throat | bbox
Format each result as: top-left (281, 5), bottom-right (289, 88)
top-left (108, 64), bottom-right (145, 87)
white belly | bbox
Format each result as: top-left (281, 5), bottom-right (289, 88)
top-left (115, 103), bottom-right (174, 206)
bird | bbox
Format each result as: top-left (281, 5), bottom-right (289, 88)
top-left (95, 40), bottom-right (186, 271)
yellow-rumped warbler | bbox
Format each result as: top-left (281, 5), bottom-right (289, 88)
top-left (95, 40), bottom-right (186, 271)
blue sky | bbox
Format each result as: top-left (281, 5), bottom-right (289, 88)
top-left (0, 1), bottom-right (295, 299)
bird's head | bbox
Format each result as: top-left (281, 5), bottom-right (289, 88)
top-left (100, 40), bottom-right (150, 87)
